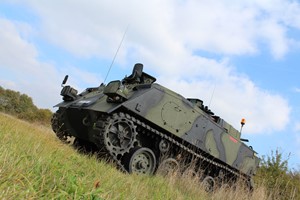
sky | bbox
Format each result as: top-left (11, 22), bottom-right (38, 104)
top-left (0, 0), bottom-right (299, 169)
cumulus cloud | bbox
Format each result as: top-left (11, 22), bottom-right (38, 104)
top-left (0, 18), bottom-right (62, 108)
top-left (0, 17), bottom-right (100, 109)
top-left (158, 58), bottom-right (291, 134)
top-left (0, 18), bottom-right (37, 71)
top-left (1, 0), bottom-right (299, 134)
top-left (24, 0), bottom-right (300, 59)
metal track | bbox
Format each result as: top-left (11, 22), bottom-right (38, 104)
top-left (133, 114), bottom-right (244, 179)
top-left (53, 109), bottom-right (247, 182)
top-left (51, 109), bottom-right (72, 142)
top-left (96, 112), bottom-right (246, 181)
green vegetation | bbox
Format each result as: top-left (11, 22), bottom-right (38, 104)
top-left (255, 150), bottom-right (300, 199)
top-left (0, 113), bottom-right (210, 199)
top-left (0, 86), bottom-right (52, 125)
top-left (0, 112), bottom-right (299, 199)
top-left (0, 87), bottom-right (299, 199)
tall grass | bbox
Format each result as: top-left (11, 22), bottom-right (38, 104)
top-left (0, 113), bottom-right (295, 199)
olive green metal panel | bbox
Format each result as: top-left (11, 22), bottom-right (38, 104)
top-left (221, 119), bottom-right (241, 139)
top-left (129, 85), bottom-right (198, 137)
top-left (89, 95), bottom-right (116, 112)
top-left (122, 84), bottom-right (258, 175)
top-left (55, 65), bottom-right (259, 177)
top-left (205, 129), bottom-right (220, 158)
top-left (58, 78), bottom-right (259, 176)
top-left (221, 133), bottom-right (241, 166)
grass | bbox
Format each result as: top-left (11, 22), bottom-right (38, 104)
top-left (0, 112), bottom-right (293, 199)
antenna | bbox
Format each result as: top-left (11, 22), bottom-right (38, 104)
top-left (103, 25), bottom-right (129, 84)
top-left (208, 84), bottom-right (216, 107)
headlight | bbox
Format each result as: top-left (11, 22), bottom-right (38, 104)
top-left (60, 85), bottom-right (78, 101)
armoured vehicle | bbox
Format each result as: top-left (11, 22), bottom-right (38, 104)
top-left (52, 63), bottom-right (259, 191)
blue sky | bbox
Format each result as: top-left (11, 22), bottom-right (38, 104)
top-left (0, 0), bottom-right (300, 169)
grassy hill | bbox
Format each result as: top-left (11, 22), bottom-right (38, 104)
top-left (0, 112), bottom-right (296, 200)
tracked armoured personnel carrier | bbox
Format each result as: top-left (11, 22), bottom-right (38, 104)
top-left (52, 63), bottom-right (259, 190)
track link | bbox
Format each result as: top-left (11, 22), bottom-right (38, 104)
top-left (53, 109), bottom-right (249, 183)
top-left (94, 112), bottom-right (247, 182)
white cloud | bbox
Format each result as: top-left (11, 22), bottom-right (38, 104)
top-left (294, 87), bottom-right (300, 93)
top-left (1, 0), bottom-right (298, 134)
top-left (258, 19), bottom-right (289, 59)
top-left (0, 17), bottom-right (100, 109)
top-left (172, 1), bottom-right (258, 55)
top-left (0, 18), bottom-right (37, 71)
top-left (158, 57), bottom-right (291, 134)
top-left (0, 18), bottom-right (60, 108)
top-left (24, 0), bottom-right (300, 59)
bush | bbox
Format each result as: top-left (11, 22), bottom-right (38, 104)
top-left (0, 86), bottom-right (52, 125)
top-left (255, 149), bottom-right (300, 199)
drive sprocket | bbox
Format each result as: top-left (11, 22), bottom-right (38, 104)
top-left (103, 112), bottom-right (138, 157)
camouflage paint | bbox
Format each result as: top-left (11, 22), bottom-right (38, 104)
top-left (55, 66), bottom-right (259, 177)
top-left (120, 84), bottom-right (258, 176)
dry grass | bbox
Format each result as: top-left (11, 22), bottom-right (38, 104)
top-left (0, 112), bottom-right (294, 199)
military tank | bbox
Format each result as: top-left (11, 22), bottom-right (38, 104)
top-left (52, 63), bottom-right (259, 191)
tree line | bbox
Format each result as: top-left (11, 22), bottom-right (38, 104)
top-left (0, 86), bottom-right (52, 125)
